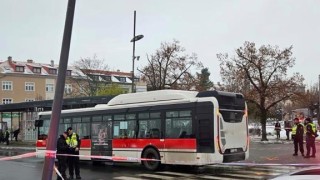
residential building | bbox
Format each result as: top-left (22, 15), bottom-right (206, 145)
top-left (0, 56), bottom-right (146, 141)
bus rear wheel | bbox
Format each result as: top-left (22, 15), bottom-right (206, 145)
top-left (142, 148), bottom-right (161, 171)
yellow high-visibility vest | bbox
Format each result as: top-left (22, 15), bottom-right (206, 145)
top-left (292, 124), bottom-right (297, 135)
top-left (307, 122), bottom-right (316, 134)
top-left (66, 132), bottom-right (78, 148)
top-left (292, 123), bottom-right (303, 135)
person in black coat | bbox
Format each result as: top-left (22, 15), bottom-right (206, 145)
top-left (13, 128), bottom-right (20, 141)
top-left (304, 118), bottom-right (317, 158)
top-left (56, 132), bottom-right (69, 180)
top-left (292, 118), bottom-right (305, 156)
top-left (274, 121), bottom-right (281, 139)
top-left (4, 129), bottom-right (10, 145)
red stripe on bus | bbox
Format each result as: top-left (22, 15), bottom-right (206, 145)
top-left (38, 138), bottom-right (196, 150)
top-left (113, 139), bottom-right (196, 149)
top-left (36, 140), bottom-right (47, 148)
top-left (36, 139), bottom-right (91, 148)
top-left (80, 139), bottom-right (91, 148)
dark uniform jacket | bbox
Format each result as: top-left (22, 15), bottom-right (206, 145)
top-left (57, 135), bottom-right (69, 155)
top-left (294, 123), bottom-right (304, 140)
top-left (306, 123), bottom-right (317, 138)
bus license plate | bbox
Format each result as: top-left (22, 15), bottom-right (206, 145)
top-left (230, 148), bottom-right (238, 153)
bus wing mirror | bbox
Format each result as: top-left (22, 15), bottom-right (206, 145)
top-left (35, 120), bottom-right (43, 127)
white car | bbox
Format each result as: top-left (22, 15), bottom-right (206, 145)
top-left (272, 167), bottom-right (320, 180)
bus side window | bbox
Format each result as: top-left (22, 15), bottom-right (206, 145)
top-left (150, 128), bottom-right (160, 138)
top-left (171, 128), bottom-right (181, 138)
top-left (82, 135), bottom-right (90, 139)
top-left (139, 130), bottom-right (146, 138)
top-left (179, 131), bottom-right (187, 138)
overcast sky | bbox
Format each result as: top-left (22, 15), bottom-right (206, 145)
top-left (1, 0), bottom-right (319, 85)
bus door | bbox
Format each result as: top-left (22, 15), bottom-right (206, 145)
top-left (218, 109), bottom-right (247, 158)
top-left (196, 102), bottom-right (215, 153)
top-left (91, 121), bottom-right (113, 161)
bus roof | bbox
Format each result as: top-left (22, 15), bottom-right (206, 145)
top-left (107, 90), bottom-right (198, 106)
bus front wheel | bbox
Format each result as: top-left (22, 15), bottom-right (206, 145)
top-left (142, 148), bottom-right (161, 171)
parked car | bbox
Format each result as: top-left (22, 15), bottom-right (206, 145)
top-left (272, 166), bottom-right (320, 180)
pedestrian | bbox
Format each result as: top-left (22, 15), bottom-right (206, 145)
top-left (274, 120), bottom-right (281, 139)
top-left (4, 128), bottom-right (10, 145)
top-left (304, 118), bottom-right (317, 158)
top-left (13, 128), bottom-right (20, 141)
top-left (292, 118), bottom-right (304, 156)
top-left (66, 127), bottom-right (81, 179)
top-left (284, 119), bottom-right (292, 140)
top-left (56, 131), bottom-right (69, 180)
top-left (0, 130), bottom-right (4, 143)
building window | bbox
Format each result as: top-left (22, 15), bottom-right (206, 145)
top-left (66, 70), bottom-right (72, 76)
top-left (33, 67), bottom-right (41, 73)
top-left (46, 84), bottom-right (54, 92)
top-left (101, 76), bottom-right (111, 81)
top-left (119, 77), bottom-right (126, 82)
top-left (25, 82), bottom-right (35, 91)
top-left (88, 74), bottom-right (99, 81)
top-left (49, 68), bottom-right (57, 75)
top-left (15, 66), bottom-right (24, 72)
top-left (2, 81), bottom-right (12, 91)
top-left (25, 99), bottom-right (35, 102)
top-left (2, 98), bottom-right (13, 104)
top-left (65, 84), bottom-right (72, 94)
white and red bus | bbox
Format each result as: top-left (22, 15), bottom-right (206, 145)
top-left (36, 90), bottom-right (249, 170)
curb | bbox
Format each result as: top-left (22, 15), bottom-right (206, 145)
top-left (251, 138), bottom-right (320, 144)
top-left (0, 146), bottom-right (35, 151)
top-left (251, 140), bottom-right (293, 144)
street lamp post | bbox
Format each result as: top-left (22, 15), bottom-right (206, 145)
top-left (130, 10), bottom-right (143, 93)
top-left (318, 75), bottom-right (320, 124)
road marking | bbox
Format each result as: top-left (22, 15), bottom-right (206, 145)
top-left (114, 176), bottom-right (143, 180)
top-left (265, 156), bottom-right (279, 160)
top-left (156, 171), bottom-right (193, 176)
top-left (218, 172), bottom-right (264, 179)
top-left (137, 173), bottom-right (175, 179)
top-left (200, 175), bottom-right (234, 180)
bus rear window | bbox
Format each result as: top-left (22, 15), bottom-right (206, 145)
top-left (220, 110), bottom-right (244, 123)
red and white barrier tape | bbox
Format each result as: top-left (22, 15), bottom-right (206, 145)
top-left (0, 150), bottom-right (160, 162)
top-left (54, 165), bottom-right (65, 180)
top-left (1, 151), bottom-right (319, 167)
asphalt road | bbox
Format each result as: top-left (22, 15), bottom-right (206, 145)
top-left (0, 142), bottom-right (319, 180)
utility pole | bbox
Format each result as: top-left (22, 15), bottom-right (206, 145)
top-left (130, 11), bottom-right (144, 93)
top-left (41, 0), bottom-right (76, 179)
top-left (131, 10), bottom-right (136, 93)
top-left (318, 74), bottom-right (320, 125)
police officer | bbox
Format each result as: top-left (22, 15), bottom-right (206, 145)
top-left (56, 132), bottom-right (69, 180)
top-left (66, 127), bottom-right (81, 179)
top-left (292, 118), bottom-right (304, 156)
top-left (304, 118), bottom-right (317, 158)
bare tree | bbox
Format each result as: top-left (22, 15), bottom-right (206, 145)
top-left (217, 41), bottom-right (304, 141)
top-left (138, 40), bottom-right (203, 90)
top-left (71, 55), bottom-right (109, 96)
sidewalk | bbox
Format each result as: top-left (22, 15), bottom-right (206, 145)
top-left (0, 140), bottom-right (36, 150)
top-left (251, 134), bottom-right (320, 144)
top-left (250, 135), bottom-right (293, 144)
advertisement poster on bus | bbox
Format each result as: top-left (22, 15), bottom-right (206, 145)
top-left (91, 122), bottom-right (112, 156)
